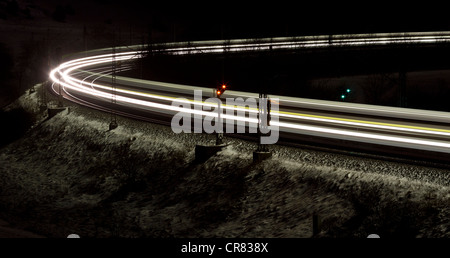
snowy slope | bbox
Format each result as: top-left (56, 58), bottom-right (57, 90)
top-left (0, 83), bottom-right (449, 238)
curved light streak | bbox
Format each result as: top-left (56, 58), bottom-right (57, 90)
top-left (49, 32), bottom-right (450, 154)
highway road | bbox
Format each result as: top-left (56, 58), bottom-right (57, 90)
top-left (49, 31), bottom-right (450, 161)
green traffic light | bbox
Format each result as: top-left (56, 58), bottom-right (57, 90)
top-left (341, 95), bottom-right (346, 99)
top-left (346, 89), bottom-right (351, 93)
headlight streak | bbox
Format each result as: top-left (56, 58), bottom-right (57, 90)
top-left (159, 33), bottom-right (450, 55)
top-left (274, 121), bottom-right (450, 153)
top-left (49, 32), bottom-right (450, 153)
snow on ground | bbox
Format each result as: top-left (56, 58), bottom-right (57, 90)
top-left (0, 218), bottom-right (44, 238)
top-left (0, 83), bottom-right (449, 238)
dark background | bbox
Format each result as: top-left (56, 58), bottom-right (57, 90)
top-left (2, 0), bottom-right (450, 240)
top-left (2, 0), bottom-right (450, 106)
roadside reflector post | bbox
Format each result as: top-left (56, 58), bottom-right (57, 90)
top-left (194, 85), bottom-right (228, 163)
top-left (215, 84), bottom-right (227, 146)
top-left (109, 32), bottom-right (118, 131)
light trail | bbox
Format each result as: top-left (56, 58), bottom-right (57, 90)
top-left (49, 31), bottom-right (450, 154)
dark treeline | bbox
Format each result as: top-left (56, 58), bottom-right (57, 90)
top-left (0, 43), bottom-right (14, 106)
top-left (0, 40), bottom-right (51, 107)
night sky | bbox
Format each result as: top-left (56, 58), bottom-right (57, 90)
top-left (2, 0), bottom-right (450, 106)
top-left (11, 0), bottom-right (450, 39)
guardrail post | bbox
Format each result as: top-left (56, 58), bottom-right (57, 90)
top-left (253, 92), bottom-right (272, 162)
top-left (109, 33), bottom-right (118, 131)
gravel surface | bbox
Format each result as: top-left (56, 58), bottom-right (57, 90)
top-left (0, 84), bottom-right (449, 238)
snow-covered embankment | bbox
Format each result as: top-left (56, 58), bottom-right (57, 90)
top-left (0, 83), bottom-right (449, 238)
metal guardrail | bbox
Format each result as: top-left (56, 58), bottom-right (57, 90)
top-left (64, 31), bottom-right (450, 61)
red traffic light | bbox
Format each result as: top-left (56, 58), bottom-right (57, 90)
top-left (216, 84), bottom-right (228, 97)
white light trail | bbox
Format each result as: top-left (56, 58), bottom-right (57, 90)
top-left (49, 32), bottom-right (450, 153)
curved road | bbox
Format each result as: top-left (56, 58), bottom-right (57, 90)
top-left (49, 31), bottom-right (450, 161)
